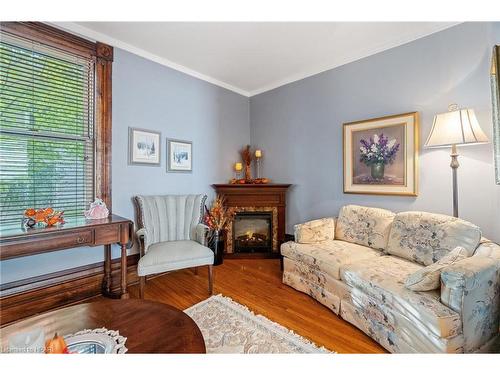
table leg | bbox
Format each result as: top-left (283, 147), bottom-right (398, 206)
top-left (120, 243), bottom-right (129, 299)
top-left (103, 245), bottom-right (112, 294)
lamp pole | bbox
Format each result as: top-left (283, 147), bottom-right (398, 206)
top-left (450, 144), bottom-right (459, 218)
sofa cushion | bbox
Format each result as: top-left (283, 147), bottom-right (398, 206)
top-left (335, 205), bottom-right (395, 251)
top-left (280, 240), bottom-right (382, 280)
top-left (294, 218), bottom-right (335, 244)
top-left (386, 211), bottom-right (481, 266)
top-left (138, 240), bottom-right (214, 276)
top-left (404, 246), bottom-right (469, 291)
top-left (340, 255), bottom-right (462, 338)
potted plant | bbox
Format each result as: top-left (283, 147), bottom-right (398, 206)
top-left (359, 133), bottom-right (400, 180)
top-left (203, 195), bottom-right (233, 265)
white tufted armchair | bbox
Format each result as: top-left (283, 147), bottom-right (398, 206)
top-left (134, 194), bottom-right (214, 298)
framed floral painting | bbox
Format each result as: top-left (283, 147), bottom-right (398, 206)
top-left (343, 112), bottom-right (419, 196)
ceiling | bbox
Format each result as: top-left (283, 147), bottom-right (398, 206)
top-left (53, 22), bottom-right (459, 97)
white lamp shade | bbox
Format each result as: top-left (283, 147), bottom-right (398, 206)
top-left (425, 108), bottom-right (489, 148)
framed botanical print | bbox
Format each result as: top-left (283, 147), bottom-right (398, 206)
top-left (128, 127), bottom-right (161, 166)
top-left (167, 138), bottom-right (193, 173)
top-left (343, 112), bottom-right (419, 196)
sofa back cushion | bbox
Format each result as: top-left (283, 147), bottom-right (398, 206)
top-left (294, 218), bottom-right (336, 244)
top-left (335, 205), bottom-right (396, 251)
top-left (386, 211), bottom-right (481, 266)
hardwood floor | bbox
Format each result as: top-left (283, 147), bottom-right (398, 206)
top-left (124, 259), bottom-right (385, 353)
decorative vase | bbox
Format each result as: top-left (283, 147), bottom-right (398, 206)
top-left (370, 162), bottom-right (385, 180)
top-left (244, 164), bottom-right (252, 181)
top-left (209, 230), bottom-right (225, 266)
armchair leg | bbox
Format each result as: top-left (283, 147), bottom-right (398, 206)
top-left (208, 265), bottom-right (213, 295)
top-left (139, 276), bottom-right (145, 299)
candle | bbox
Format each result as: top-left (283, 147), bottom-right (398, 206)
top-left (255, 149), bottom-right (262, 158)
top-left (234, 162), bottom-right (243, 171)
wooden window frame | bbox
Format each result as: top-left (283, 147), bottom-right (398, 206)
top-left (0, 22), bottom-right (113, 211)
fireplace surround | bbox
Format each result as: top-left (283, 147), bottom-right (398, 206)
top-left (212, 184), bottom-right (291, 258)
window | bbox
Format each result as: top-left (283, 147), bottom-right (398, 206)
top-left (0, 23), bottom-right (112, 228)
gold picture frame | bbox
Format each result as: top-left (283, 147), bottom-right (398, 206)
top-left (343, 112), bottom-right (419, 196)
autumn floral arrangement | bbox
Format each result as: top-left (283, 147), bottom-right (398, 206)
top-left (203, 195), bottom-right (233, 265)
top-left (203, 195), bottom-right (233, 234)
top-left (23, 207), bottom-right (65, 228)
top-left (240, 145), bottom-right (253, 181)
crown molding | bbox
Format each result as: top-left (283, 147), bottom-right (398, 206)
top-left (48, 22), bottom-right (251, 97)
top-left (49, 22), bottom-right (461, 98)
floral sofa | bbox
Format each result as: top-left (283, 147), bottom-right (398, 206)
top-left (281, 205), bottom-right (500, 353)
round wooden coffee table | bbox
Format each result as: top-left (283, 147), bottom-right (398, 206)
top-left (0, 299), bottom-right (206, 353)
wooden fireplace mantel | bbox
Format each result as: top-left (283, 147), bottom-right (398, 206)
top-left (212, 184), bottom-right (291, 258)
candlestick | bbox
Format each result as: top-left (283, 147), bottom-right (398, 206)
top-left (234, 162), bottom-right (243, 179)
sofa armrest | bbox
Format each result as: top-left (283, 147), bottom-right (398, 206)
top-left (474, 238), bottom-right (500, 259)
top-left (195, 224), bottom-right (210, 246)
top-left (294, 217), bottom-right (336, 244)
top-left (441, 256), bottom-right (500, 352)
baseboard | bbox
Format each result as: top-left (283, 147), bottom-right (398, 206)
top-left (0, 254), bottom-right (140, 326)
top-left (223, 253), bottom-right (281, 259)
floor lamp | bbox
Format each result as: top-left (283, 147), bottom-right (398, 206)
top-left (424, 104), bottom-right (489, 217)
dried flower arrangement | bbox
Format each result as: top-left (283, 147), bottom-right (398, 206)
top-left (240, 145), bottom-right (253, 181)
top-left (203, 195), bottom-right (233, 232)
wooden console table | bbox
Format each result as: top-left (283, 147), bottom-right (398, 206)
top-left (0, 215), bottom-right (133, 299)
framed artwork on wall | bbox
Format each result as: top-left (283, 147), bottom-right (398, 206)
top-left (167, 138), bottom-right (193, 173)
top-left (343, 112), bottom-right (419, 196)
top-left (128, 128), bottom-right (161, 166)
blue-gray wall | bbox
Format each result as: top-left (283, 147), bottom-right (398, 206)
top-left (250, 22), bottom-right (500, 242)
top-left (3, 22), bottom-right (500, 284)
top-left (0, 48), bottom-right (250, 284)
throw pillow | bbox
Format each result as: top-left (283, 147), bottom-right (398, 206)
top-left (404, 246), bottom-right (469, 291)
top-left (294, 218), bottom-right (335, 244)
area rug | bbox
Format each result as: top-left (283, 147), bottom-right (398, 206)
top-left (184, 294), bottom-right (331, 354)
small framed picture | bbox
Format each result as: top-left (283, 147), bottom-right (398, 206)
top-left (343, 112), bottom-right (419, 196)
top-left (167, 138), bottom-right (193, 173)
top-left (128, 128), bottom-right (161, 166)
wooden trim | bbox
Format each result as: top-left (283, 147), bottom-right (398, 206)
top-left (95, 48), bottom-right (113, 211)
top-left (0, 254), bottom-right (139, 327)
top-left (96, 42), bottom-right (114, 62)
top-left (0, 22), bottom-right (96, 59)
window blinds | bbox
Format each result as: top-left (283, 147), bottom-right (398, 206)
top-left (0, 32), bottom-right (95, 227)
